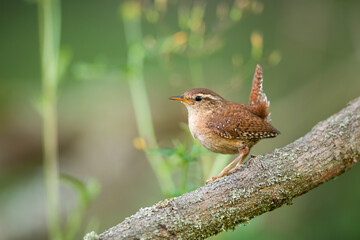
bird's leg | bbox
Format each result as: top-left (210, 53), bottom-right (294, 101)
top-left (228, 146), bottom-right (249, 174)
top-left (206, 146), bottom-right (249, 184)
top-left (206, 157), bottom-right (239, 184)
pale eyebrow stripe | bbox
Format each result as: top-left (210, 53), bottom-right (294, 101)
top-left (201, 94), bottom-right (221, 100)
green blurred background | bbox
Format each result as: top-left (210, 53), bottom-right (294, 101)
top-left (1, 0), bottom-right (360, 239)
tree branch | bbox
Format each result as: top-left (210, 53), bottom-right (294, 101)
top-left (86, 97), bottom-right (360, 240)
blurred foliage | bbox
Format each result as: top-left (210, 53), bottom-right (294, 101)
top-left (60, 174), bottom-right (100, 240)
top-left (1, 0), bottom-right (360, 240)
top-left (155, 135), bottom-right (208, 195)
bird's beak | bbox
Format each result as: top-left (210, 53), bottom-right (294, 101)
top-left (169, 95), bottom-right (194, 105)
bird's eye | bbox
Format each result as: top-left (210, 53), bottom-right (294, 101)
top-left (195, 96), bottom-right (202, 101)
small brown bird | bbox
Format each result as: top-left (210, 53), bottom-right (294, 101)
top-left (170, 65), bottom-right (280, 183)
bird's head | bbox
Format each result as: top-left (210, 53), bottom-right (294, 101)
top-left (169, 88), bottom-right (225, 111)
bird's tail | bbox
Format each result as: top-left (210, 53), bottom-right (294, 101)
top-left (249, 64), bottom-right (271, 122)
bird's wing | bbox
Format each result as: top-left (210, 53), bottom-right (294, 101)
top-left (207, 109), bottom-right (280, 140)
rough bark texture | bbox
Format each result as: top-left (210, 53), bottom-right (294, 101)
top-left (86, 97), bottom-right (360, 240)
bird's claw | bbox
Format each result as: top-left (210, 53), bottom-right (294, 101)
top-left (206, 164), bottom-right (244, 184)
top-left (206, 176), bottom-right (218, 184)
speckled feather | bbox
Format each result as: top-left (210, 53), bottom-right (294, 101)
top-left (207, 104), bottom-right (280, 140)
top-left (249, 65), bottom-right (267, 104)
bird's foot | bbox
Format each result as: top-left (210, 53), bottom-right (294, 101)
top-left (206, 175), bottom-right (219, 184)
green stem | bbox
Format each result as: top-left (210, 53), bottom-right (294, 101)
top-left (180, 162), bottom-right (189, 194)
top-left (38, 0), bottom-right (61, 239)
top-left (61, 174), bottom-right (94, 240)
top-left (121, 2), bottom-right (175, 196)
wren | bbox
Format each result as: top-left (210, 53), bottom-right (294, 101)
top-left (170, 65), bottom-right (280, 183)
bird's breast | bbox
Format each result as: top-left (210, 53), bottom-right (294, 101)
top-left (187, 108), bottom-right (258, 154)
top-left (187, 111), bottom-right (201, 140)
top-left (187, 110), bottom-right (234, 153)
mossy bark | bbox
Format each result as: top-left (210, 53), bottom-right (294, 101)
top-left (89, 97), bottom-right (360, 240)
